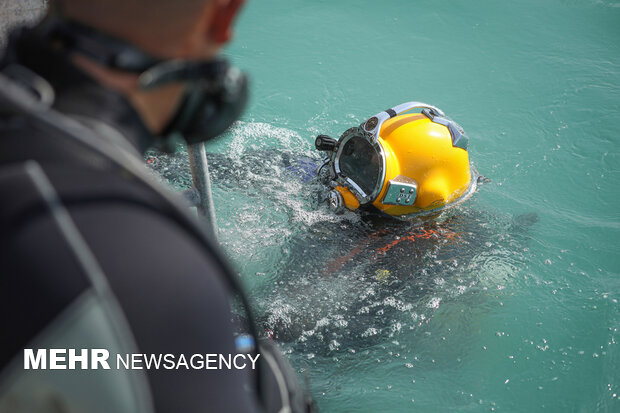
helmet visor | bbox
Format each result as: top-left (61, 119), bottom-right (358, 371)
top-left (338, 135), bottom-right (382, 197)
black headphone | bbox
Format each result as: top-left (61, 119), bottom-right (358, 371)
top-left (40, 17), bottom-right (249, 146)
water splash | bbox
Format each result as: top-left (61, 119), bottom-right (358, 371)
top-left (147, 122), bottom-right (537, 358)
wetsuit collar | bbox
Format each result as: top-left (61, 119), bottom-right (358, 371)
top-left (1, 26), bottom-right (153, 155)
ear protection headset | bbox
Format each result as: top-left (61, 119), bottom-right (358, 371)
top-left (38, 17), bottom-right (249, 145)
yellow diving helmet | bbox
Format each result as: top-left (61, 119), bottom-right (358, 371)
top-left (315, 101), bottom-right (473, 218)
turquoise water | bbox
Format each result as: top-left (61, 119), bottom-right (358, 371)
top-left (156, 0), bottom-right (620, 411)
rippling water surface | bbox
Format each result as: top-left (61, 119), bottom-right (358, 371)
top-left (150, 0), bottom-right (620, 411)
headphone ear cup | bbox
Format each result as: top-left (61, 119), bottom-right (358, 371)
top-left (162, 68), bottom-right (249, 145)
top-left (200, 69), bottom-right (249, 141)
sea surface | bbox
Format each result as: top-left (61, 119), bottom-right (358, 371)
top-left (151, 0), bottom-right (620, 411)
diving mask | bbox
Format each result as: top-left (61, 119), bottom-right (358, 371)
top-left (316, 101), bottom-right (472, 218)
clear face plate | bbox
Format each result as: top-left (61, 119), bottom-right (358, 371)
top-left (332, 127), bottom-right (385, 204)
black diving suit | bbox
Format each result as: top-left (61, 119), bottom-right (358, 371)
top-left (0, 26), bottom-right (315, 413)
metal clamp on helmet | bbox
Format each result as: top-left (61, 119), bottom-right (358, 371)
top-left (421, 107), bottom-right (469, 150)
top-left (362, 102), bottom-right (445, 143)
top-left (317, 101), bottom-right (474, 218)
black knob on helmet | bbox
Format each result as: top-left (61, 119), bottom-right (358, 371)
top-left (315, 134), bottom-right (337, 152)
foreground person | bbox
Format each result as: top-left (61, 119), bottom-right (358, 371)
top-left (0, 1), bottom-right (315, 412)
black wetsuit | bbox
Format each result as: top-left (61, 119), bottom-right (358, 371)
top-left (0, 28), bottom-right (302, 413)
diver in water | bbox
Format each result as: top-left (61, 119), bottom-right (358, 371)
top-left (147, 101), bottom-right (536, 349)
top-left (232, 102), bottom-right (536, 349)
top-left (258, 102), bottom-right (481, 344)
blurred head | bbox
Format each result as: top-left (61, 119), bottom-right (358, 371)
top-left (45, 0), bottom-right (248, 141)
top-left (54, 0), bottom-right (245, 59)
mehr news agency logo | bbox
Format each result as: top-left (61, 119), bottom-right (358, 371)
top-left (24, 349), bottom-right (260, 371)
